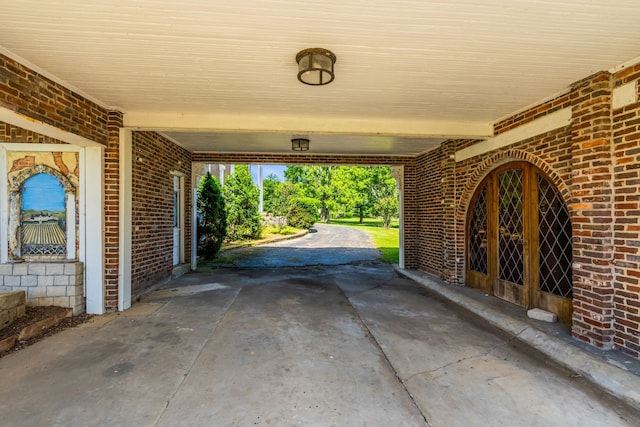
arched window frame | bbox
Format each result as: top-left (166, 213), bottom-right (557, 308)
top-left (8, 165), bottom-right (77, 260)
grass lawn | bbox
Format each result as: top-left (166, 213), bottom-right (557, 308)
top-left (329, 217), bottom-right (399, 264)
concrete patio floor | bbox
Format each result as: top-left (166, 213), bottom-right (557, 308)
top-left (0, 263), bottom-right (638, 426)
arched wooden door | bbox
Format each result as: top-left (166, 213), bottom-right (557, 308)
top-left (466, 162), bottom-right (573, 323)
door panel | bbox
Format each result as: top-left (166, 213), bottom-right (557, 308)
top-left (467, 185), bottom-right (491, 292)
top-left (173, 175), bottom-right (181, 266)
top-left (533, 173), bottom-right (573, 323)
top-left (494, 168), bottom-right (527, 306)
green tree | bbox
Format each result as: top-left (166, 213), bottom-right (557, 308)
top-left (262, 173), bottom-right (282, 215)
top-left (197, 172), bottom-right (226, 258)
top-left (287, 197), bottom-right (319, 229)
top-left (375, 195), bottom-right (399, 228)
top-left (284, 165), bottom-right (399, 225)
top-left (367, 166), bottom-right (398, 200)
top-left (224, 165), bottom-right (262, 240)
top-left (368, 167), bottom-right (399, 227)
top-left (272, 181), bottom-right (301, 214)
top-left (336, 167), bottom-right (374, 223)
top-left (283, 165), bottom-right (307, 185)
top-left (284, 165), bottom-right (338, 222)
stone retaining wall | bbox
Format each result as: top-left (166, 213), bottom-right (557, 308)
top-left (0, 262), bottom-right (84, 315)
top-left (0, 290), bottom-right (25, 328)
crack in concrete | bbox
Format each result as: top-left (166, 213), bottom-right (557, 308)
top-left (403, 351), bottom-right (491, 383)
top-left (401, 326), bottom-right (531, 383)
top-left (341, 287), bottom-right (432, 427)
top-left (153, 288), bottom-right (242, 427)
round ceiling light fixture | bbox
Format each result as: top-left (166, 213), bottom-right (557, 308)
top-left (296, 48), bottom-right (336, 85)
top-left (291, 138), bottom-right (310, 151)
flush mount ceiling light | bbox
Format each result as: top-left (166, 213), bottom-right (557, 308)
top-left (291, 138), bottom-right (310, 151)
top-left (296, 48), bottom-right (336, 85)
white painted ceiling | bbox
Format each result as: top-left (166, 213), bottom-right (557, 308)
top-left (1, 0), bottom-right (639, 155)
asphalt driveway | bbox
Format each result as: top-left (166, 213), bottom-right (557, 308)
top-left (214, 223), bottom-right (381, 267)
top-left (0, 264), bottom-right (637, 426)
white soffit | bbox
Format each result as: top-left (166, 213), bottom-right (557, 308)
top-left (164, 131), bottom-right (444, 156)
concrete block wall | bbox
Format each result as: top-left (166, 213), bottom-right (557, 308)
top-left (0, 262), bottom-right (85, 315)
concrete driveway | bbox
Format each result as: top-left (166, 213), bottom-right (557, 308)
top-left (0, 263), bottom-right (637, 426)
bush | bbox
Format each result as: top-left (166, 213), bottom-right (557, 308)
top-left (224, 165), bottom-right (262, 241)
top-left (375, 195), bottom-right (399, 229)
top-left (287, 197), bottom-right (319, 229)
top-left (197, 172), bottom-right (226, 258)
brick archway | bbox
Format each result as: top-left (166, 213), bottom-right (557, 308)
top-left (462, 157), bottom-right (574, 322)
top-left (458, 149), bottom-right (572, 216)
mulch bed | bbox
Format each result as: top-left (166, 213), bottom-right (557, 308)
top-left (0, 306), bottom-right (93, 358)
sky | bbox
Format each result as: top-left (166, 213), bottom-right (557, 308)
top-left (250, 164), bottom-right (287, 183)
top-left (22, 173), bottom-right (66, 211)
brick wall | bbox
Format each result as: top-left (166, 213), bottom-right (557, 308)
top-left (0, 122), bottom-right (66, 144)
top-left (0, 52), bottom-right (119, 312)
top-left (612, 64), bottom-right (640, 358)
top-left (0, 54), bottom-right (109, 145)
top-left (402, 160), bottom-right (419, 269)
top-left (494, 93), bottom-right (572, 135)
top-left (569, 72), bottom-right (615, 349)
top-left (131, 131), bottom-right (192, 296)
top-left (410, 68), bottom-right (640, 359)
top-left (104, 112), bottom-right (123, 309)
top-left (405, 147), bottom-right (445, 275)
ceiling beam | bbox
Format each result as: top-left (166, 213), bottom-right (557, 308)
top-left (123, 112), bottom-right (493, 139)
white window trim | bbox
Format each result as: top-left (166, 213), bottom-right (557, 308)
top-left (0, 101), bottom-right (106, 314)
top-left (0, 143), bottom-right (104, 313)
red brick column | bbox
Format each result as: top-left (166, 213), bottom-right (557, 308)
top-left (441, 141), bottom-right (462, 284)
top-left (402, 161), bottom-right (419, 269)
top-left (570, 71), bottom-right (615, 348)
top-left (104, 111), bottom-right (122, 310)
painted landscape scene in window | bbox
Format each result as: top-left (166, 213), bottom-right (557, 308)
top-left (21, 173), bottom-right (66, 256)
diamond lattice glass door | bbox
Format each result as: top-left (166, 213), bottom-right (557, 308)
top-left (466, 184), bottom-right (492, 292)
top-left (469, 187), bottom-right (488, 275)
top-left (494, 168), bottom-right (527, 306)
top-left (466, 162), bottom-right (573, 323)
top-left (532, 173), bottom-right (573, 322)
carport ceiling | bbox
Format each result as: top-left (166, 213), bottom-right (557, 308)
top-left (1, 1), bottom-right (639, 155)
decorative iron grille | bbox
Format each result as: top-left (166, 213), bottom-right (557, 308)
top-left (23, 243), bottom-right (66, 256)
top-left (469, 186), bottom-right (488, 274)
top-left (498, 169), bottom-right (524, 285)
top-left (538, 175), bottom-right (573, 298)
